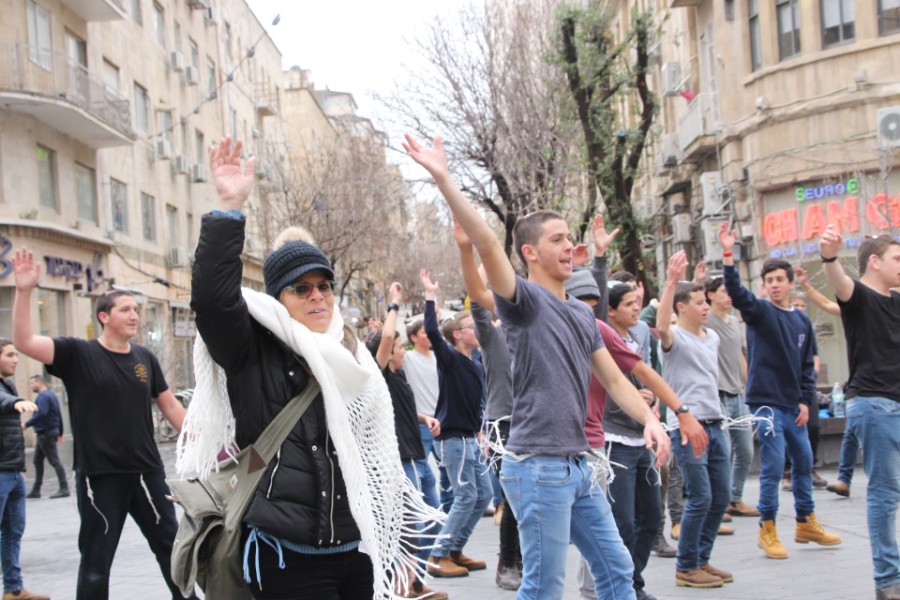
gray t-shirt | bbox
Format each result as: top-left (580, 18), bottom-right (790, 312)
top-left (471, 302), bottom-right (513, 421)
top-left (403, 350), bottom-right (439, 417)
top-left (494, 276), bottom-right (604, 455)
top-left (660, 326), bottom-right (725, 428)
top-left (706, 312), bottom-right (744, 396)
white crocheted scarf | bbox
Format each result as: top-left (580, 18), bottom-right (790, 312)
top-left (175, 288), bottom-right (443, 598)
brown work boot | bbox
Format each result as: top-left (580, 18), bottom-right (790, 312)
top-left (722, 512), bottom-right (733, 522)
top-left (493, 501), bottom-right (504, 526)
top-left (675, 569), bottom-right (723, 588)
top-left (2, 589), bottom-right (50, 600)
top-left (717, 524), bottom-right (735, 535)
top-left (427, 556), bottom-right (469, 578)
top-left (449, 550), bottom-right (486, 571)
top-left (727, 501), bottom-right (760, 517)
top-left (700, 564), bottom-right (734, 583)
top-left (758, 520), bottom-right (788, 559)
top-left (671, 523), bottom-right (680, 540)
top-left (795, 513), bottom-right (842, 546)
top-left (826, 481), bottom-right (851, 497)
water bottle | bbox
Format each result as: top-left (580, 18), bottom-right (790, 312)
top-left (831, 382), bottom-right (846, 418)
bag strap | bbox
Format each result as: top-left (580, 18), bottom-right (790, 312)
top-left (251, 379), bottom-right (321, 463)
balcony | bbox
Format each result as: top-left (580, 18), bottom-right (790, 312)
top-left (676, 91), bottom-right (719, 163)
top-left (60, 0), bottom-right (126, 21)
top-left (255, 84), bottom-right (279, 117)
top-left (669, 0), bottom-right (702, 6)
top-left (0, 43), bottom-right (135, 148)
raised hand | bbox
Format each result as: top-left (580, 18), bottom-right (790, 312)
top-left (693, 260), bottom-right (709, 284)
top-left (419, 269), bottom-right (439, 300)
top-left (666, 250), bottom-right (689, 283)
top-left (793, 265), bottom-right (810, 287)
top-left (403, 135), bottom-right (450, 184)
top-left (592, 214), bottom-right (620, 257)
top-left (388, 282), bottom-right (403, 305)
top-left (819, 224), bottom-right (843, 259)
top-left (12, 248), bottom-right (41, 291)
top-left (718, 221), bottom-right (736, 254)
top-left (209, 136), bottom-right (256, 210)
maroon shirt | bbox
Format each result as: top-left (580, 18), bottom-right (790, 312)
top-left (585, 320), bottom-right (642, 447)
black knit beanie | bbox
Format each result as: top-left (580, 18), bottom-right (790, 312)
top-left (263, 240), bottom-right (334, 297)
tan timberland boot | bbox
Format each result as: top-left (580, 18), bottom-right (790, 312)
top-left (795, 513), bottom-right (842, 546)
top-left (758, 520), bottom-right (788, 559)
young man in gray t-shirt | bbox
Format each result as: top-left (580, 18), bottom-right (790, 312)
top-left (405, 134), bottom-right (669, 600)
top-left (657, 251), bottom-right (731, 590)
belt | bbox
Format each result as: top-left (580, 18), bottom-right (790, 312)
top-left (698, 419), bottom-right (723, 426)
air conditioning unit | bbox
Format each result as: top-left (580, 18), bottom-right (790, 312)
top-left (191, 164), bottom-right (207, 182)
top-left (251, 128), bottom-right (262, 139)
top-left (700, 171), bottom-right (725, 215)
top-left (204, 7), bottom-right (216, 25)
top-left (661, 62), bottom-right (682, 97)
top-left (169, 51), bottom-right (185, 72)
top-left (185, 66), bottom-right (199, 86)
top-left (173, 155), bottom-right (190, 174)
top-left (659, 133), bottom-right (679, 169)
top-left (167, 246), bottom-right (190, 268)
top-left (156, 139), bottom-right (173, 159)
top-left (673, 213), bottom-right (693, 243)
top-left (701, 217), bottom-right (727, 261)
top-left (877, 106), bottom-right (900, 148)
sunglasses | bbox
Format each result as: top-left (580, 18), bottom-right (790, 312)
top-left (283, 281), bottom-right (336, 298)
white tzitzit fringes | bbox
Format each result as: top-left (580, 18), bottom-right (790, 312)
top-left (140, 474), bottom-right (162, 524)
top-left (478, 417), bottom-right (510, 475)
top-left (85, 476), bottom-right (110, 535)
top-left (724, 406), bottom-right (776, 437)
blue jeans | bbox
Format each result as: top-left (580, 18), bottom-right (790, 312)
top-left (0, 471), bottom-right (26, 593)
top-left (849, 397), bottom-right (900, 589)
top-left (422, 424), bottom-right (454, 512)
top-left (721, 393), bottom-right (754, 503)
top-left (432, 437), bottom-right (491, 557)
top-left (672, 425), bottom-right (730, 572)
top-left (606, 443), bottom-right (660, 592)
top-left (501, 454), bottom-right (635, 600)
top-left (402, 459), bottom-right (440, 563)
top-left (754, 405), bottom-right (814, 522)
top-left (837, 416), bottom-right (861, 486)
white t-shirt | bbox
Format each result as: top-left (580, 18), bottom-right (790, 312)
top-left (660, 326), bottom-right (725, 428)
top-left (403, 350), bottom-right (439, 417)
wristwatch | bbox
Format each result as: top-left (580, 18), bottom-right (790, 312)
top-left (674, 405), bottom-right (690, 416)
top-left (387, 303), bottom-right (400, 313)
top-left (820, 254), bottom-right (838, 263)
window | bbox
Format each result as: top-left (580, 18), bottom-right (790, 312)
top-left (195, 130), bottom-right (204, 164)
top-left (0, 289), bottom-right (13, 340)
top-left (223, 22), bottom-right (232, 59)
top-left (174, 22), bottom-right (182, 51)
top-left (188, 39), bottom-right (199, 70)
top-left (110, 178), bottom-right (128, 233)
top-left (166, 204), bottom-right (179, 247)
top-left (130, 0), bottom-right (142, 25)
top-left (880, 0), bottom-right (900, 35)
top-left (26, 0), bottom-right (52, 70)
top-left (102, 59), bottom-right (119, 93)
top-left (230, 107), bottom-right (238, 140)
top-left (186, 212), bottom-right (194, 250)
top-left (207, 59), bottom-right (217, 97)
top-left (36, 145), bottom-right (57, 211)
top-left (158, 109), bottom-right (173, 143)
top-left (821, 0), bottom-right (854, 47)
top-left (777, 0), bottom-right (801, 59)
top-left (153, 2), bottom-right (166, 48)
top-left (75, 163), bottom-right (97, 224)
top-left (141, 192), bottom-right (157, 242)
top-left (749, 0), bottom-right (762, 70)
top-left (134, 83), bottom-right (149, 133)
top-left (66, 31), bottom-right (88, 100)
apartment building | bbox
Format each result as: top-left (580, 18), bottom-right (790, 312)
top-left (637, 0), bottom-right (900, 385)
top-left (0, 0), bottom-right (284, 393)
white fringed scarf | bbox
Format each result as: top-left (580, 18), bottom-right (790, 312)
top-left (175, 288), bottom-right (444, 598)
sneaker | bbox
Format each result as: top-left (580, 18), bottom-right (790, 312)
top-left (635, 589), bottom-right (658, 600)
top-left (2, 589), bottom-right (50, 600)
top-left (652, 538), bottom-right (677, 558)
top-left (495, 561), bottom-right (521, 591)
top-left (700, 564), bottom-right (734, 583)
top-left (876, 582), bottom-right (900, 600)
top-left (722, 512), bottom-right (733, 523)
top-left (781, 474), bottom-right (793, 492)
top-left (670, 523), bottom-right (680, 540)
top-left (449, 550), bottom-right (486, 571)
top-left (482, 506), bottom-right (496, 518)
top-left (758, 520), bottom-right (788, 559)
top-left (493, 501), bottom-right (504, 526)
top-left (427, 556), bottom-right (469, 578)
top-left (717, 524), bottom-right (735, 536)
top-left (727, 501), bottom-right (760, 517)
top-left (49, 489), bottom-right (70, 499)
top-left (25, 489), bottom-right (40, 499)
top-left (826, 481), bottom-right (851, 497)
top-left (675, 569), bottom-right (723, 588)
top-left (795, 513), bottom-right (842, 546)
top-left (812, 470), bottom-right (828, 488)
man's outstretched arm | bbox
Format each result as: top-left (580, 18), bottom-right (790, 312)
top-left (819, 225), bottom-right (855, 302)
top-left (12, 249), bottom-right (55, 365)
top-left (404, 135), bottom-right (516, 301)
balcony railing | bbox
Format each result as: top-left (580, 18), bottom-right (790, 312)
top-left (0, 42), bottom-right (135, 147)
top-left (255, 84), bottom-right (279, 116)
top-left (59, 0), bottom-right (126, 21)
top-left (677, 91), bottom-right (718, 157)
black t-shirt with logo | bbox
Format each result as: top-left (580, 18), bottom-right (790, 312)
top-left (47, 338), bottom-right (167, 475)
top-left (837, 282), bottom-right (900, 402)
top-left (383, 368), bottom-right (426, 461)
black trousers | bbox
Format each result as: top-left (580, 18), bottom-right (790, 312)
top-left (74, 469), bottom-right (198, 600)
top-left (32, 429), bottom-right (67, 491)
top-left (491, 420), bottom-right (521, 567)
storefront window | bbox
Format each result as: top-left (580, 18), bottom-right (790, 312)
top-left (0, 289), bottom-right (12, 339)
top-left (140, 301), bottom-right (165, 359)
top-left (37, 289), bottom-right (67, 340)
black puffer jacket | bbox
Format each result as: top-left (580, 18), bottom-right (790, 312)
top-left (0, 379), bottom-right (26, 472)
top-left (191, 213), bottom-right (359, 548)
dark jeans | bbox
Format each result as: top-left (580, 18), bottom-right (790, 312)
top-left (491, 420), bottom-right (520, 567)
top-left (785, 404), bottom-right (820, 470)
top-left (32, 429), bottom-right (68, 491)
top-left (75, 469), bottom-right (196, 600)
top-left (607, 442), bottom-right (661, 592)
top-left (0, 472), bottom-right (26, 593)
top-left (241, 533), bottom-right (374, 600)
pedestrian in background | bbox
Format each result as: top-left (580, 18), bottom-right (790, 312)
top-left (23, 375), bottom-right (68, 499)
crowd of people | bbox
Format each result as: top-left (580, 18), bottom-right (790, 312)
top-left (0, 134), bottom-right (895, 600)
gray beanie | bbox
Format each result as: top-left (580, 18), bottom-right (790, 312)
top-left (565, 269), bottom-right (601, 299)
top-left (263, 241), bottom-right (334, 297)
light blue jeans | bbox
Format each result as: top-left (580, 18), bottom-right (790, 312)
top-left (754, 405), bottom-right (814, 522)
top-left (721, 393), bottom-right (754, 503)
top-left (501, 454), bottom-right (635, 600)
top-left (837, 416), bottom-right (861, 486)
top-left (432, 437), bottom-right (491, 557)
top-left (0, 471), bottom-right (26, 593)
top-left (849, 397), bottom-right (900, 589)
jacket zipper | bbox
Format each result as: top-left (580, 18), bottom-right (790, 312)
top-left (325, 428), bottom-right (335, 543)
top-left (265, 447), bottom-right (281, 498)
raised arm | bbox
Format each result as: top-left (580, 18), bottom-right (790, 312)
top-left (656, 251), bottom-right (688, 350)
top-left (589, 214), bottom-right (619, 321)
top-left (454, 219), bottom-right (494, 312)
top-left (374, 282), bottom-right (403, 370)
top-left (794, 265), bottom-right (841, 316)
top-left (12, 249), bottom-right (55, 365)
top-left (420, 269), bottom-right (452, 364)
top-left (718, 222), bottom-right (761, 318)
top-left (819, 225), bottom-right (855, 302)
top-left (404, 135), bottom-right (516, 300)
